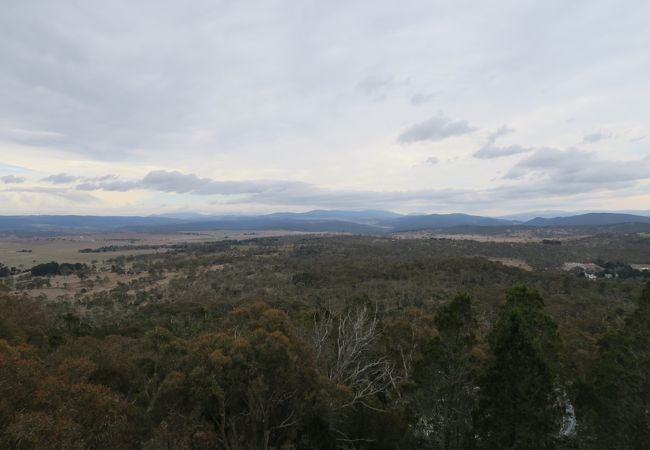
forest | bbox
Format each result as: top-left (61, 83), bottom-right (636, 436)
top-left (1, 234), bottom-right (650, 449)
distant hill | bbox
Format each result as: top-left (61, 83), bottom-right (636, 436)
top-left (139, 218), bottom-right (381, 234)
top-left (502, 210), bottom-right (650, 222)
top-left (0, 211), bottom-right (393, 234)
top-left (263, 209), bottom-right (402, 223)
top-left (379, 213), bottom-right (516, 231)
top-left (2, 211), bottom-right (650, 235)
top-left (525, 213), bottom-right (650, 227)
top-left (153, 210), bottom-right (403, 223)
top-left (0, 215), bottom-right (181, 232)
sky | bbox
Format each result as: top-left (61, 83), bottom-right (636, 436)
top-left (1, 0), bottom-right (649, 216)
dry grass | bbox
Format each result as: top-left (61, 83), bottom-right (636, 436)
top-left (488, 257), bottom-right (533, 271)
top-left (392, 230), bottom-right (589, 243)
top-left (1, 229), bottom-right (312, 300)
top-left (0, 230), bottom-right (316, 268)
top-left (22, 271), bottom-right (133, 300)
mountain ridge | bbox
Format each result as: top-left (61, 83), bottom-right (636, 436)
top-left (1, 211), bottom-right (650, 234)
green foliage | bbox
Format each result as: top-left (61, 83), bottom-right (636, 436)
top-left (1, 235), bottom-right (649, 447)
top-left (580, 280), bottom-right (650, 449)
top-left (475, 286), bottom-right (565, 449)
top-left (411, 294), bottom-right (477, 449)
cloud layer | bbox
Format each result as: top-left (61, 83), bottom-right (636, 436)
top-left (398, 114), bottom-right (475, 144)
top-left (1, 1), bottom-right (649, 214)
top-left (13, 157), bottom-right (643, 213)
top-left (1, 175), bottom-right (25, 184)
top-left (473, 125), bottom-right (534, 159)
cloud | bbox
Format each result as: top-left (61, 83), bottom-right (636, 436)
top-left (472, 125), bottom-right (533, 159)
top-left (41, 173), bottom-right (80, 184)
top-left (76, 180), bottom-right (142, 192)
top-left (234, 184), bottom-right (480, 210)
top-left (398, 114), bottom-right (475, 144)
top-left (4, 187), bottom-right (95, 203)
top-left (12, 162), bottom-right (638, 213)
top-left (1, 175), bottom-right (26, 184)
top-left (423, 156), bottom-right (439, 165)
top-left (504, 148), bottom-right (650, 191)
top-left (583, 130), bottom-right (612, 143)
top-left (140, 170), bottom-right (306, 195)
top-left (86, 174), bottom-right (119, 182)
top-left (70, 169), bottom-right (480, 210)
top-left (2, 0), bottom-right (649, 215)
top-left (486, 125), bottom-right (515, 144)
top-left (411, 93), bottom-right (434, 105)
top-left (355, 76), bottom-right (403, 101)
top-left (74, 170), bottom-right (307, 196)
top-left (474, 144), bottom-right (533, 159)
top-left (56, 174), bottom-right (123, 190)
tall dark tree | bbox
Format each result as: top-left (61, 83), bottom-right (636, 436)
top-left (475, 285), bottom-right (565, 449)
top-left (584, 280), bottom-right (650, 449)
top-left (412, 294), bottom-right (477, 450)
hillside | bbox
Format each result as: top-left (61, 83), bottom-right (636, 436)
top-left (526, 213), bottom-right (650, 227)
top-left (2, 211), bottom-right (650, 235)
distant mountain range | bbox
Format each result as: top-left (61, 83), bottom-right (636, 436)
top-left (378, 213), bottom-right (513, 230)
top-left (0, 215), bottom-right (181, 232)
top-left (498, 209), bottom-right (650, 221)
top-left (525, 213), bottom-right (650, 227)
top-left (1, 210), bottom-right (650, 234)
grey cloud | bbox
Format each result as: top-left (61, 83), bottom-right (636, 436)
top-left (356, 76), bottom-right (401, 101)
top-left (411, 93), bottom-right (434, 105)
top-left (56, 165), bottom-right (650, 212)
top-left (42, 173), bottom-right (80, 184)
top-left (234, 184), bottom-right (480, 210)
top-left (398, 114), bottom-right (475, 144)
top-left (237, 178), bottom-right (643, 211)
top-left (86, 174), bottom-right (119, 182)
top-left (141, 171), bottom-right (222, 193)
top-left (1, 1), bottom-right (331, 160)
top-left (504, 148), bottom-right (650, 187)
top-left (48, 174), bottom-right (120, 190)
top-left (1, 175), bottom-right (26, 184)
top-left (0, 127), bottom-right (66, 152)
top-left (583, 130), bottom-right (612, 143)
top-left (486, 125), bottom-right (515, 145)
top-left (474, 144), bottom-right (533, 159)
top-left (4, 186), bottom-right (95, 203)
top-left (76, 180), bottom-right (142, 192)
top-left (423, 157), bottom-right (439, 165)
top-left (75, 170), bottom-right (307, 196)
top-left (71, 169), bottom-right (479, 210)
top-left (473, 125), bottom-right (533, 159)
top-left (141, 170), bottom-right (306, 196)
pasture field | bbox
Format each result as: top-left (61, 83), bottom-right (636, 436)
top-left (0, 230), bottom-right (315, 268)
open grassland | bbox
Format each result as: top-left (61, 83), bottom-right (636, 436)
top-left (0, 230), bottom-right (317, 268)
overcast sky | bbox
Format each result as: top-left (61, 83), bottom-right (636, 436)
top-left (1, 0), bottom-right (649, 215)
